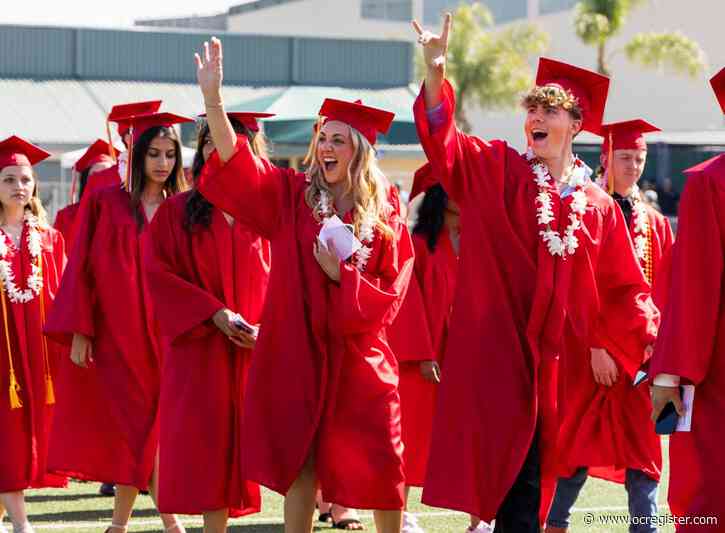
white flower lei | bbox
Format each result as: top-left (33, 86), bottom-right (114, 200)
top-left (526, 148), bottom-right (592, 258)
top-left (0, 213), bottom-right (44, 303)
top-left (317, 190), bottom-right (376, 272)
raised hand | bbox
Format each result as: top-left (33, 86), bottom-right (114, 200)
top-left (194, 37), bottom-right (224, 104)
top-left (412, 13), bottom-right (452, 75)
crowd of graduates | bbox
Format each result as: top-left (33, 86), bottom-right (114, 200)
top-left (1, 12), bottom-right (724, 533)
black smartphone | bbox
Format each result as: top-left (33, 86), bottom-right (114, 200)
top-left (655, 386), bottom-right (683, 435)
top-left (231, 315), bottom-right (256, 336)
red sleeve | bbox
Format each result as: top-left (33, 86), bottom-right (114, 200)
top-left (388, 272), bottom-right (436, 363)
top-left (651, 171), bottom-right (724, 384)
top-left (591, 202), bottom-right (660, 377)
top-left (331, 219), bottom-right (415, 337)
top-left (198, 135), bottom-right (287, 240)
top-left (145, 201), bottom-right (225, 344)
top-left (43, 190), bottom-right (99, 344)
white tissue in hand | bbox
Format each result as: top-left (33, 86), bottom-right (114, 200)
top-left (318, 215), bottom-right (363, 261)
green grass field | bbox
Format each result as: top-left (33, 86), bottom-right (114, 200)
top-left (6, 440), bottom-right (674, 533)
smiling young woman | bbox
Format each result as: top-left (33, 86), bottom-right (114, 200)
top-left (412, 13), bottom-right (659, 532)
top-left (44, 113), bottom-right (191, 533)
top-left (0, 136), bottom-right (66, 533)
top-left (194, 37), bottom-right (413, 533)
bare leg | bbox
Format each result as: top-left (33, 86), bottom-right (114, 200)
top-left (469, 516), bottom-right (481, 530)
top-left (0, 492), bottom-right (30, 532)
top-left (373, 510), bottom-right (402, 533)
top-left (404, 487), bottom-right (410, 510)
top-left (202, 508), bottom-right (229, 533)
top-left (283, 455), bottom-right (317, 533)
top-left (111, 485), bottom-right (139, 529)
top-left (147, 453), bottom-right (185, 531)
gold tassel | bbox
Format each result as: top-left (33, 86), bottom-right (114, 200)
top-left (9, 369), bottom-right (22, 409)
top-left (607, 132), bottom-right (614, 194)
top-left (45, 374), bottom-right (55, 405)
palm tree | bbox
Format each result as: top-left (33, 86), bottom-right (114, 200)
top-left (418, 3), bottom-right (549, 133)
top-left (574, 0), bottom-right (707, 77)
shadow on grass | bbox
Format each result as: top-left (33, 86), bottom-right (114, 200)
top-left (133, 526), bottom-right (328, 533)
top-left (30, 507), bottom-right (158, 523)
top-left (26, 493), bottom-right (113, 503)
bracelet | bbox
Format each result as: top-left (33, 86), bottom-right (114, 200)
top-left (204, 100), bottom-right (224, 110)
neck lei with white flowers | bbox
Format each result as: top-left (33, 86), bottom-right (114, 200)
top-left (526, 148), bottom-right (592, 258)
top-left (316, 190), bottom-right (376, 272)
top-left (0, 212), bottom-right (44, 303)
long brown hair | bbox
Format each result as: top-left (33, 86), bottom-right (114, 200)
top-left (129, 126), bottom-right (188, 228)
top-left (303, 122), bottom-right (394, 240)
top-left (184, 118), bottom-right (269, 231)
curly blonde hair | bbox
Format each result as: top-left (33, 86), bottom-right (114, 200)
top-left (521, 85), bottom-right (583, 121)
top-left (303, 120), bottom-right (394, 240)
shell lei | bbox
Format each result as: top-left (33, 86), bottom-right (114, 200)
top-left (526, 148), bottom-right (592, 259)
top-left (0, 213), bottom-right (44, 303)
top-left (317, 190), bottom-right (376, 272)
top-left (630, 188), bottom-right (654, 283)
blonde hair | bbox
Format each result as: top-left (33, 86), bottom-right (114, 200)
top-left (521, 85), bottom-right (583, 121)
top-left (304, 120), bottom-right (394, 240)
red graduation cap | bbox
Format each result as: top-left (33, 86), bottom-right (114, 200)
top-left (536, 57), bottom-right (610, 134)
top-left (0, 136), bottom-right (51, 170)
top-left (410, 162), bottom-right (436, 200)
top-left (108, 100), bottom-right (163, 136)
top-left (199, 111), bottom-right (276, 132)
top-left (600, 119), bottom-right (661, 156)
top-left (74, 139), bottom-right (116, 174)
top-left (710, 66), bottom-right (725, 114)
top-left (318, 98), bottom-right (395, 146)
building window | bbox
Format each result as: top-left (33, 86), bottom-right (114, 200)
top-left (540, 0), bottom-right (579, 15)
top-left (424, 0), bottom-right (527, 25)
top-left (361, 0), bottom-right (413, 21)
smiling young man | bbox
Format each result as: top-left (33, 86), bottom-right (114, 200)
top-left (412, 14), bottom-right (658, 531)
top-left (546, 120), bottom-right (673, 533)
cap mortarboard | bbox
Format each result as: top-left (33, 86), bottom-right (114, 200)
top-left (710, 67), bottom-right (725, 114)
top-left (600, 119), bottom-right (660, 156)
top-left (108, 100), bottom-right (163, 136)
top-left (536, 57), bottom-right (610, 134)
top-left (0, 136), bottom-right (51, 170)
top-left (74, 139), bottom-right (116, 173)
top-left (318, 99), bottom-right (395, 145)
top-left (199, 111), bottom-right (276, 132)
top-left (126, 112), bottom-right (194, 144)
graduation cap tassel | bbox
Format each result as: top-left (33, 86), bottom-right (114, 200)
top-left (1, 289), bottom-right (22, 409)
top-left (606, 133), bottom-right (615, 194)
top-left (105, 120), bottom-right (118, 163)
top-left (69, 169), bottom-right (78, 204)
top-left (126, 126), bottom-right (134, 193)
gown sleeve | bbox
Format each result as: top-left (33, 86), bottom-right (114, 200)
top-left (591, 202), bottom-right (660, 377)
top-left (145, 201), bottom-right (226, 344)
top-left (43, 190), bottom-right (99, 344)
top-left (651, 171), bottom-right (724, 385)
top-left (198, 134), bottom-right (287, 240)
top-left (330, 218), bottom-right (415, 337)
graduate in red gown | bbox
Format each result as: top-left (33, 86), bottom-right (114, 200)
top-left (145, 112), bottom-right (272, 532)
top-left (84, 100), bottom-right (162, 196)
top-left (195, 37), bottom-right (413, 533)
top-left (0, 136), bottom-right (66, 533)
top-left (546, 120), bottom-right (673, 533)
top-left (387, 164), bottom-right (464, 533)
top-left (54, 140), bottom-right (115, 250)
top-left (650, 67), bottom-right (725, 532)
top-left (44, 112), bottom-right (191, 533)
top-left (411, 16), bottom-right (658, 531)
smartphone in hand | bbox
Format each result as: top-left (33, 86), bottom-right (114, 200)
top-left (231, 314), bottom-right (258, 338)
top-left (655, 386), bottom-right (683, 435)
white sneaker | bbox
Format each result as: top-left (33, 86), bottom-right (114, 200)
top-left (466, 521), bottom-right (494, 533)
top-left (402, 512), bottom-right (425, 533)
top-left (12, 522), bottom-right (34, 533)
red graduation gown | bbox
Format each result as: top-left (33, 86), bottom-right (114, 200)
top-left (198, 137), bottom-right (414, 510)
top-left (0, 223), bottom-right (66, 492)
top-left (53, 203), bottom-right (80, 252)
top-left (413, 80), bottom-right (657, 522)
top-left (555, 199), bottom-right (672, 486)
top-left (388, 231), bottom-right (457, 487)
top-left (84, 164), bottom-right (122, 196)
top-left (145, 191), bottom-right (270, 517)
top-left (44, 185), bottom-right (162, 490)
top-left (650, 154), bottom-right (725, 530)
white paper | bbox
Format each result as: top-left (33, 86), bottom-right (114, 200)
top-left (318, 215), bottom-right (362, 261)
top-left (676, 385), bottom-right (695, 432)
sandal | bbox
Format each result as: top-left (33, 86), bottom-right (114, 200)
top-left (103, 525), bottom-right (127, 533)
top-left (332, 518), bottom-right (364, 530)
top-left (318, 512), bottom-right (333, 523)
